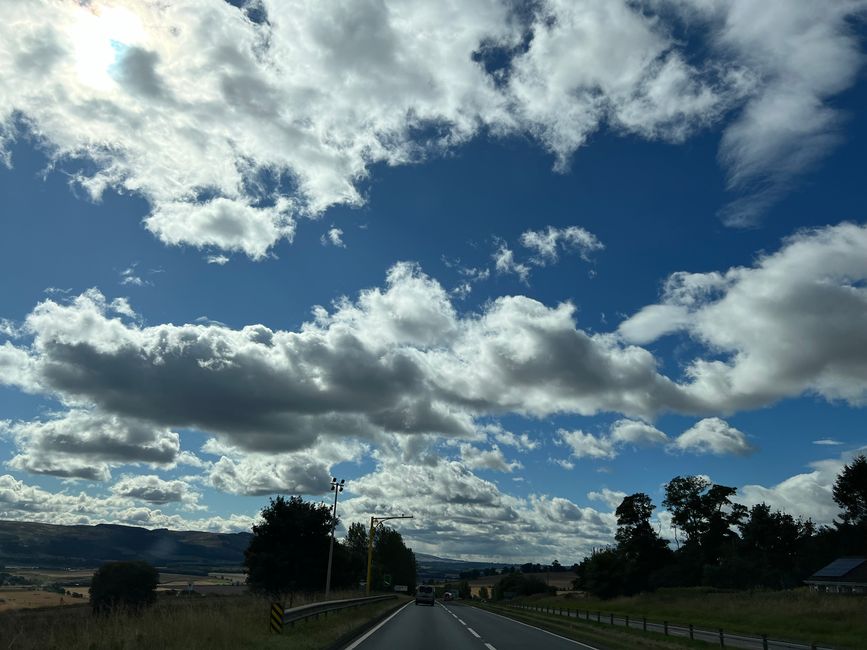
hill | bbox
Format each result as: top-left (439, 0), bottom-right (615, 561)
top-left (0, 520), bottom-right (251, 570)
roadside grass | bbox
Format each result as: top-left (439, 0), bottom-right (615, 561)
top-left (472, 601), bottom-right (710, 650)
top-left (0, 592), bottom-right (405, 649)
top-left (511, 587), bottom-right (864, 648)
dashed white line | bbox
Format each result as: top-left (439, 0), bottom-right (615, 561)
top-left (458, 618), bottom-right (466, 625)
top-left (485, 644), bottom-right (497, 650)
top-left (468, 628), bottom-right (481, 638)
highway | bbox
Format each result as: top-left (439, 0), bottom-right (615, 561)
top-left (344, 600), bottom-right (601, 650)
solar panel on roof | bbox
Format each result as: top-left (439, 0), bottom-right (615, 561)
top-left (814, 557), bottom-right (866, 577)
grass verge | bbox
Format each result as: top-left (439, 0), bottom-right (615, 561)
top-left (0, 592), bottom-right (407, 650)
top-left (509, 587), bottom-right (861, 648)
top-left (471, 601), bottom-right (712, 650)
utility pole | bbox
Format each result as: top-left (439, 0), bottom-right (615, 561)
top-left (366, 514), bottom-right (413, 595)
top-left (324, 477), bottom-right (345, 598)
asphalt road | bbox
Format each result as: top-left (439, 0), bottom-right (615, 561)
top-left (344, 600), bottom-right (602, 650)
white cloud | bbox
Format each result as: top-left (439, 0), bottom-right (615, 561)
top-left (587, 488), bottom-right (627, 510)
top-left (609, 419), bottom-right (668, 446)
top-left (3, 410), bottom-right (182, 481)
top-left (673, 417), bottom-right (755, 456)
top-left (620, 222), bottom-right (867, 411)
top-left (339, 459), bottom-right (615, 561)
top-left (0, 0), bottom-right (859, 258)
top-left (459, 443), bottom-right (522, 473)
top-left (206, 254), bottom-right (230, 265)
top-left (321, 227), bottom-right (346, 248)
top-left (111, 474), bottom-right (201, 507)
top-left (0, 473), bottom-right (250, 532)
top-left (520, 225), bottom-right (603, 264)
top-left (813, 439), bottom-right (843, 446)
top-left (493, 241), bottom-right (531, 284)
top-left (558, 429), bottom-right (617, 460)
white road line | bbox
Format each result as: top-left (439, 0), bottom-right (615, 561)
top-left (458, 618), bottom-right (466, 625)
top-left (477, 607), bottom-right (602, 650)
top-left (342, 601), bottom-right (412, 650)
top-left (468, 628), bottom-right (481, 638)
top-left (485, 644), bottom-right (497, 650)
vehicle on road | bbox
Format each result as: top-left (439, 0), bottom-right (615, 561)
top-left (415, 584), bottom-right (435, 606)
top-left (443, 591), bottom-right (453, 601)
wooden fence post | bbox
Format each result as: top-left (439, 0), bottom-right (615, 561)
top-left (664, 621), bottom-right (668, 635)
top-left (689, 624), bottom-right (694, 640)
top-left (719, 628), bottom-right (725, 647)
top-left (643, 617), bottom-right (647, 631)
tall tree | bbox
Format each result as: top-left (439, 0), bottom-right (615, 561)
top-left (244, 495), bottom-right (334, 597)
top-left (614, 492), bottom-right (672, 593)
top-left (373, 526), bottom-right (416, 592)
top-left (663, 476), bottom-right (746, 566)
top-left (832, 454), bottom-right (867, 526)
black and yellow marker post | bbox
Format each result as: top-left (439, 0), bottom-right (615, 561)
top-left (270, 602), bottom-right (284, 633)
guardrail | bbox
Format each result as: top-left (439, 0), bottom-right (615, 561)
top-left (282, 594), bottom-right (397, 628)
top-left (500, 602), bottom-right (835, 650)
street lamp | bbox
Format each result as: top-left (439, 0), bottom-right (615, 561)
top-left (324, 477), bottom-right (345, 598)
top-left (366, 514), bottom-right (413, 595)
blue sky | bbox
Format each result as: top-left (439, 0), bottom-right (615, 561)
top-left (1, 0), bottom-right (866, 562)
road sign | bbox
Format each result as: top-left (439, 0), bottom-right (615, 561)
top-left (394, 585), bottom-right (408, 592)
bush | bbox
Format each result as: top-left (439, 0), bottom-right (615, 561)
top-left (90, 560), bottom-right (159, 614)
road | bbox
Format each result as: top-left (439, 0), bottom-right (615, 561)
top-left (344, 600), bottom-right (601, 650)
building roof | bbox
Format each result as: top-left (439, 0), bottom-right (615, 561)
top-left (806, 557), bottom-right (867, 584)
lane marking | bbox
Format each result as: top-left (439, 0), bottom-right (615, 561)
top-left (485, 645), bottom-right (497, 650)
top-left (342, 601), bottom-right (412, 650)
top-left (476, 607), bottom-right (602, 650)
top-left (458, 618), bottom-right (466, 625)
top-left (468, 628), bottom-right (481, 638)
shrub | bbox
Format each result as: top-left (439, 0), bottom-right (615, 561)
top-left (90, 560), bottom-right (159, 614)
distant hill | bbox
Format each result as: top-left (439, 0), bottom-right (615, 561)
top-left (0, 520), bottom-right (251, 570)
top-left (413, 551), bottom-right (511, 581)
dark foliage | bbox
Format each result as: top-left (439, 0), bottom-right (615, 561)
top-left (833, 454), bottom-right (867, 526)
top-left (493, 572), bottom-right (554, 599)
top-left (90, 560), bottom-right (158, 614)
top-left (244, 495), bottom-right (334, 597)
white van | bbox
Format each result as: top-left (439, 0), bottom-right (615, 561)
top-left (415, 584), bottom-right (435, 606)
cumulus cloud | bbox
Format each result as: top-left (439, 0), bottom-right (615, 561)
top-left (587, 488), bottom-right (627, 510)
top-left (458, 443), bottom-right (522, 472)
top-left (0, 0), bottom-right (857, 257)
top-left (620, 222), bottom-right (867, 411)
top-left (340, 459), bottom-right (615, 561)
top-left (493, 241), bottom-right (531, 284)
top-left (736, 453), bottom-right (867, 524)
top-left (0, 473), bottom-right (250, 531)
top-left (673, 417), bottom-right (755, 456)
top-left (558, 429), bottom-right (617, 460)
top-left (3, 410), bottom-right (181, 481)
top-left (111, 474), bottom-right (200, 507)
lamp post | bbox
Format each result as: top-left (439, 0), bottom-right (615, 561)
top-left (366, 514), bottom-right (413, 595)
top-left (324, 477), bottom-right (345, 598)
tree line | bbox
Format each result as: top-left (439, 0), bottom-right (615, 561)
top-left (243, 495), bottom-right (416, 599)
top-left (575, 455), bottom-right (867, 598)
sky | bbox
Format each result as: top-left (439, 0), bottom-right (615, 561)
top-left (0, 0), bottom-right (866, 564)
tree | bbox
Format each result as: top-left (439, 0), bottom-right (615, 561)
top-left (372, 526), bottom-right (416, 592)
top-left (663, 476), bottom-right (746, 565)
top-left (478, 585), bottom-right (489, 600)
top-left (833, 454), bottom-right (867, 526)
top-left (614, 493), bottom-right (672, 594)
top-left (90, 560), bottom-right (158, 614)
top-left (244, 495), bottom-right (334, 597)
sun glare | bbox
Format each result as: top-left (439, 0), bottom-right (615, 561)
top-left (71, 4), bottom-right (145, 90)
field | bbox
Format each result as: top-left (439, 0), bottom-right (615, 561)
top-left (0, 591), bottom-right (405, 649)
top-left (516, 587), bottom-right (866, 648)
top-left (0, 588), bottom-right (89, 612)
